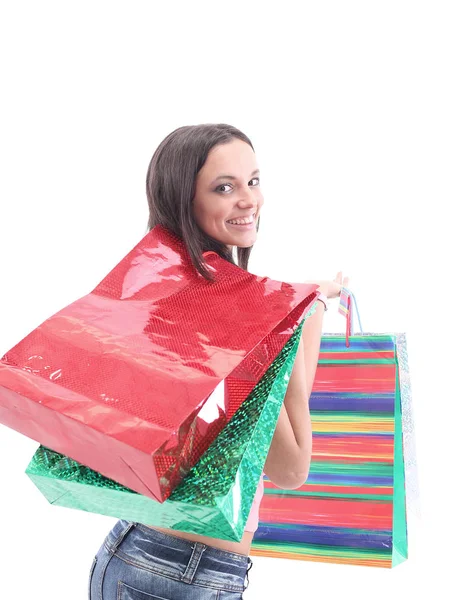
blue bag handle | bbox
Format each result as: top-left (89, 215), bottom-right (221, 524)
top-left (338, 287), bottom-right (363, 346)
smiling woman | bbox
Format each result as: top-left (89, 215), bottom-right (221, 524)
top-left (145, 124), bottom-right (263, 282)
top-left (88, 123), bottom-right (348, 600)
top-left (192, 141), bottom-right (264, 250)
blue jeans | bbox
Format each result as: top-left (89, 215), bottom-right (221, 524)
top-left (89, 520), bottom-right (253, 599)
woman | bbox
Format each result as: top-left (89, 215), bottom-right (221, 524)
top-left (89, 123), bottom-right (348, 599)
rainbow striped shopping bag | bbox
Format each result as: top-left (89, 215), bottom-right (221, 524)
top-left (251, 290), bottom-right (413, 568)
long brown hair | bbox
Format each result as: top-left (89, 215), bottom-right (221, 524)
top-left (145, 123), bottom-right (260, 281)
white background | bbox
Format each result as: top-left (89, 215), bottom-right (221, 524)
top-left (0, 1), bottom-right (452, 598)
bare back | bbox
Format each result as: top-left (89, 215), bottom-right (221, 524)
top-left (142, 525), bottom-right (254, 556)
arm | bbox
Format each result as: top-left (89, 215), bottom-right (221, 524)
top-left (263, 299), bottom-right (324, 489)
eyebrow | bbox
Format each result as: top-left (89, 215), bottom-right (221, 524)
top-left (212, 169), bottom-right (260, 184)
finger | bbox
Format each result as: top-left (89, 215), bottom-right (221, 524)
top-left (343, 276), bottom-right (350, 288)
top-left (335, 271), bottom-right (342, 283)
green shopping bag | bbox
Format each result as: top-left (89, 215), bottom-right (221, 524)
top-left (25, 320), bottom-right (306, 541)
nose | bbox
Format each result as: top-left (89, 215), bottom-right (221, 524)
top-left (237, 188), bottom-right (259, 210)
top-left (238, 198), bottom-right (255, 210)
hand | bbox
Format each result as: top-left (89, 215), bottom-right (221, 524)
top-left (305, 271), bottom-right (350, 300)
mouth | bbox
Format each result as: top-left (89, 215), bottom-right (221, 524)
top-left (225, 213), bottom-right (257, 230)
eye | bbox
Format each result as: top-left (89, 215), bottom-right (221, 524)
top-left (216, 183), bottom-right (233, 193)
top-left (215, 177), bottom-right (260, 193)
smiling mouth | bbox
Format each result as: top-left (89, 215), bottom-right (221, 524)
top-left (226, 212), bottom-right (257, 226)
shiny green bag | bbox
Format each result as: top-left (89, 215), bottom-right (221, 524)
top-left (26, 321), bottom-right (304, 541)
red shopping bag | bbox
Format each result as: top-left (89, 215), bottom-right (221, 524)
top-left (0, 225), bottom-right (318, 501)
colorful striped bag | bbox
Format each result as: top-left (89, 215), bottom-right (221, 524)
top-left (251, 289), bottom-right (416, 568)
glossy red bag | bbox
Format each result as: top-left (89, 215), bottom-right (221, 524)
top-left (0, 225), bottom-right (318, 502)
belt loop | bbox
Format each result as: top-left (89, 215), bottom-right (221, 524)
top-left (110, 521), bottom-right (136, 554)
top-left (245, 557), bottom-right (253, 590)
top-left (181, 542), bottom-right (206, 584)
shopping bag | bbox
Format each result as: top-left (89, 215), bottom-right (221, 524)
top-left (0, 224), bottom-right (318, 502)
top-left (251, 290), bottom-right (411, 568)
top-left (25, 319), bottom-right (305, 541)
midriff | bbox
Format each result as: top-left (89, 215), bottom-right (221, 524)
top-left (141, 525), bottom-right (254, 556)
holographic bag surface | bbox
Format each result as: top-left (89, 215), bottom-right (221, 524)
top-left (0, 225), bottom-right (317, 502)
top-left (26, 321), bottom-right (304, 541)
top-left (251, 290), bottom-right (415, 568)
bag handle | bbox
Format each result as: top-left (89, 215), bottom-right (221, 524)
top-left (338, 287), bottom-right (363, 347)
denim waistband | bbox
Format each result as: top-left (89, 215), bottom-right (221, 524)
top-left (103, 520), bottom-right (252, 593)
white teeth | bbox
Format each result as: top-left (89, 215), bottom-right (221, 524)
top-left (227, 214), bottom-right (255, 225)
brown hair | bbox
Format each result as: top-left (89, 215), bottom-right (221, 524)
top-left (145, 123), bottom-right (260, 281)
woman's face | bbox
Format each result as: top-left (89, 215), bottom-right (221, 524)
top-left (192, 139), bottom-right (264, 249)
